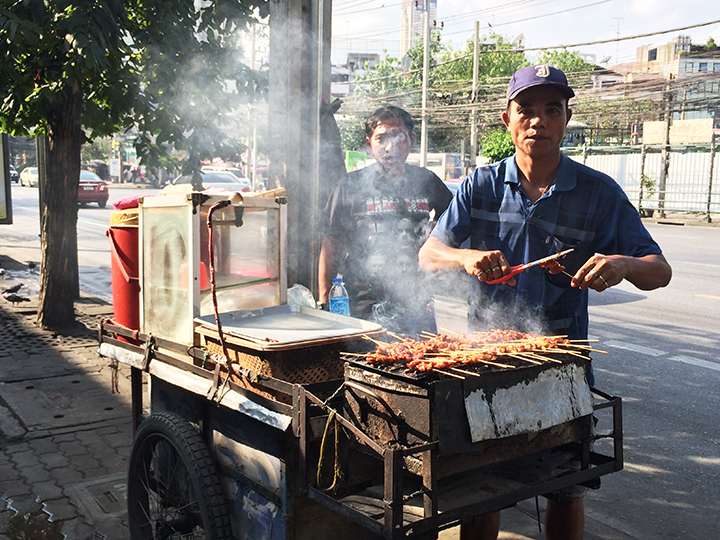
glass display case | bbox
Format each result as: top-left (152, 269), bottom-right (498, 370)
top-left (139, 192), bottom-right (287, 345)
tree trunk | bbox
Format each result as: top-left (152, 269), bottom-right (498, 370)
top-left (36, 84), bottom-right (83, 331)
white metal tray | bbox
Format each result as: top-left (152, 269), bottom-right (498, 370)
top-left (195, 305), bottom-right (384, 350)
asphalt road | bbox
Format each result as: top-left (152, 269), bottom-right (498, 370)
top-left (3, 182), bottom-right (161, 301)
top-left (3, 183), bottom-right (720, 539)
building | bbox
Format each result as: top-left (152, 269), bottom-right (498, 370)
top-left (331, 53), bottom-right (380, 97)
top-left (635, 34), bottom-right (720, 80)
top-left (399, 0), bottom-right (437, 60)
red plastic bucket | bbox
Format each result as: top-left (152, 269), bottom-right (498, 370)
top-left (107, 209), bottom-right (140, 335)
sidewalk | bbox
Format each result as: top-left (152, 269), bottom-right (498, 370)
top-left (0, 253), bottom-right (132, 539)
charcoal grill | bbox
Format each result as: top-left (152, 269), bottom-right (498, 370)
top-left (343, 351), bottom-right (594, 469)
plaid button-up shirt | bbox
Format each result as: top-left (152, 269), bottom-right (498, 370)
top-left (432, 154), bottom-right (663, 340)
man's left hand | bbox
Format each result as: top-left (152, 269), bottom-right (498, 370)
top-left (572, 255), bottom-right (621, 291)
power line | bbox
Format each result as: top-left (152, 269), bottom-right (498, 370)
top-left (442, 0), bottom-right (613, 36)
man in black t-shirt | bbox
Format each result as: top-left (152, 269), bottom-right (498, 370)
top-left (319, 106), bottom-right (452, 334)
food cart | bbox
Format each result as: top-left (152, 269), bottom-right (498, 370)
top-left (98, 191), bottom-right (623, 540)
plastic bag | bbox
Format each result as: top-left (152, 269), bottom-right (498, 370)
top-left (286, 284), bottom-right (317, 308)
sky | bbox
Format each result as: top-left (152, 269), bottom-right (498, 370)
top-left (330, 0), bottom-right (720, 68)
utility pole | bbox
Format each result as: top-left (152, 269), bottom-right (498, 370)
top-left (659, 76), bottom-right (673, 218)
top-left (612, 17), bottom-right (623, 63)
top-left (420, 9), bottom-right (430, 168)
top-left (469, 21), bottom-right (480, 174)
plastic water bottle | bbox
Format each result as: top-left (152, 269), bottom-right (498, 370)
top-left (329, 277), bottom-right (350, 316)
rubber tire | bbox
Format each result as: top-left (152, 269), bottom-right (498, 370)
top-left (98, 200), bottom-right (107, 208)
top-left (127, 412), bottom-right (233, 540)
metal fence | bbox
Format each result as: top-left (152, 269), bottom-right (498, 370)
top-left (563, 143), bottom-right (719, 219)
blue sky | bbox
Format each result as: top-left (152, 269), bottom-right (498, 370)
top-left (331, 0), bottom-right (720, 68)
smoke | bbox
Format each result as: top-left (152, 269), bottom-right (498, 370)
top-left (468, 283), bottom-right (550, 336)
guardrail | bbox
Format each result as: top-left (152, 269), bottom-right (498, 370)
top-left (563, 143), bottom-right (719, 222)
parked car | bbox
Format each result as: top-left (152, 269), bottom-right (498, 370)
top-left (201, 165), bottom-right (247, 179)
top-left (163, 171), bottom-right (252, 194)
top-left (20, 166), bottom-right (39, 187)
top-left (9, 165), bottom-right (19, 183)
top-left (78, 170), bottom-right (109, 208)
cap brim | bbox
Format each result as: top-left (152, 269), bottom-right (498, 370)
top-left (508, 82), bottom-right (575, 104)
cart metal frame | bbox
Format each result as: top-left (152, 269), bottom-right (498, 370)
top-left (100, 320), bottom-right (623, 540)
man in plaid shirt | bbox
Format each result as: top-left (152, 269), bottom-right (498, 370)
top-left (419, 65), bottom-right (671, 540)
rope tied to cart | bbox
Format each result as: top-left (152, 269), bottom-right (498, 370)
top-left (317, 408), bottom-right (344, 493)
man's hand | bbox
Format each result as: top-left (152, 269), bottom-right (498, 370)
top-left (419, 237), bottom-right (516, 285)
top-left (571, 253), bottom-right (671, 292)
top-left (462, 250), bottom-right (516, 285)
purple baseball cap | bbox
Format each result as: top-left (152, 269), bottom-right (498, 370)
top-left (506, 65), bottom-right (575, 105)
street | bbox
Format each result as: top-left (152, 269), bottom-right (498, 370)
top-left (2, 183), bottom-right (161, 301)
top-left (2, 183), bottom-right (720, 539)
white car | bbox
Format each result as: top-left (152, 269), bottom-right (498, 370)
top-left (162, 171), bottom-right (252, 194)
top-left (20, 166), bottom-right (39, 187)
top-left (201, 165), bottom-right (247, 179)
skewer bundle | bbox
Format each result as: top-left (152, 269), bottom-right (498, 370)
top-left (350, 329), bottom-right (603, 375)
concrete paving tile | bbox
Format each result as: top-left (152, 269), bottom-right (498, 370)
top-left (60, 517), bottom-right (96, 540)
top-left (3, 442), bottom-right (31, 455)
top-left (32, 480), bottom-right (64, 501)
top-left (49, 466), bottom-right (83, 486)
top-left (27, 437), bottom-right (60, 455)
top-left (101, 432), bottom-right (133, 450)
top-left (7, 449), bottom-right (36, 469)
top-left (43, 498), bottom-right (79, 521)
top-left (58, 440), bottom-right (88, 457)
top-left (0, 464), bottom-right (20, 482)
top-left (51, 433), bottom-right (77, 443)
top-left (0, 478), bottom-right (33, 499)
top-left (37, 451), bottom-right (70, 470)
top-left (1, 373), bottom-right (132, 432)
top-left (96, 454), bottom-right (127, 471)
top-left (69, 454), bottom-right (101, 471)
top-left (94, 425), bottom-right (123, 436)
top-left (3, 494), bottom-right (42, 516)
top-left (18, 464), bottom-right (51, 484)
top-left (81, 467), bottom-right (113, 480)
top-left (0, 402), bottom-right (26, 441)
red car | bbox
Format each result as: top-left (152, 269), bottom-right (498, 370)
top-left (78, 170), bottom-right (109, 208)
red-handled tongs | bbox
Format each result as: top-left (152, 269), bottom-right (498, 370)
top-left (486, 248), bottom-right (574, 284)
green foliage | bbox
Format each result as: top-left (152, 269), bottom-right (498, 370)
top-left (535, 50), bottom-right (595, 75)
top-left (351, 33), bottom-right (528, 154)
top-left (481, 128), bottom-right (514, 162)
top-left (81, 139), bottom-right (112, 163)
top-left (338, 118), bottom-right (367, 152)
top-left (641, 174), bottom-right (657, 197)
top-left (705, 37), bottom-right (718, 51)
top-left (0, 0), bottom-right (269, 171)
top-left (441, 34), bottom-right (528, 82)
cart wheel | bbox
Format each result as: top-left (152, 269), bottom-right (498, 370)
top-left (127, 412), bottom-right (232, 540)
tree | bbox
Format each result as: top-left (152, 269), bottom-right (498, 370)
top-left (0, 0), bottom-right (267, 331)
top-left (535, 50), bottom-right (595, 91)
top-left (481, 128), bottom-right (514, 162)
top-left (350, 33), bottom-right (527, 153)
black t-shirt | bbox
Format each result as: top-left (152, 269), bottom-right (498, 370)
top-left (324, 162), bottom-right (453, 333)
